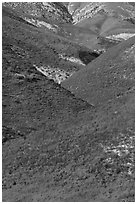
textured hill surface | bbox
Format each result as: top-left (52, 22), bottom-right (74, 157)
top-left (62, 36), bottom-right (135, 106)
top-left (3, 2), bottom-right (135, 52)
top-left (69, 2), bottom-right (135, 24)
top-left (2, 2), bottom-right (135, 202)
top-left (3, 2), bottom-right (72, 24)
top-left (64, 2), bottom-right (135, 50)
top-left (2, 4), bottom-right (101, 84)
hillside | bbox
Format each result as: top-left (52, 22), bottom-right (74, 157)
top-left (64, 2), bottom-right (135, 50)
top-left (62, 36), bottom-right (135, 106)
top-left (2, 2), bottom-right (135, 202)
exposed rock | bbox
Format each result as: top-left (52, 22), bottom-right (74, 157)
top-left (34, 64), bottom-right (74, 84)
top-left (69, 2), bottom-right (134, 24)
top-left (3, 2), bottom-right (72, 24)
top-left (58, 53), bottom-right (86, 66)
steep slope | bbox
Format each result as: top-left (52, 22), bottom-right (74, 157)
top-left (62, 36), bottom-right (135, 106)
top-left (3, 2), bottom-right (72, 24)
top-left (2, 2), bottom-right (135, 202)
top-left (69, 2), bottom-right (135, 24)
top-left (2, 5), bottom-right (101, 84)
top-left (3, 2), bottom-right (135, 53)
top-left (64, 2), bottom-right (135, 50)
top-left (2, 38), bottom-right (135, 201)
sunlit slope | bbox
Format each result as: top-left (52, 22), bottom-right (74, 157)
top-left (62, 37), bottom-right (135, 106)
top-left (64, 2), bottom-right (135, 50)
top-left (3, 2), bottom-right (135, 52)
top-left (3, 5), bottom-right (101, 84)
top-left (2, 2), bottom-right (135, 202)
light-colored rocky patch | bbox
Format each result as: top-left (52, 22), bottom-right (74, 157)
top-left (58, 53), bottom-right (85, 66)
top-left (100, 130), bottom-right (135, 175)
top-left (72, 2), bottom-right (134, 25)
top-left (73, 3), bottom-right (103, 25)
top-left (24, 17), bottom-right (58, 32)
top-left (106, 33), bottom-right (135, 41)
top-left (123, 44), bottom-right (135, 59)
top-left (33, 64), bottom-right (74, 84)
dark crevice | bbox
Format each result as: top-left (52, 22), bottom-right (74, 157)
top-left (79, 50), bottom-right (100, 65)
top-left (2, 126), bottom-right (26, 144)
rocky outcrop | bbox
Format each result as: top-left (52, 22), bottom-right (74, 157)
top-left (3, 2), bottom-right (135, 52)
top-left (67, 2), bottom-right (135, 43)
top-left (68, 2), bottom-right (135, 25)
top-left (3, 2), bottom-right (72, 25)
top-left (33, 64), bottom-right (74, 84)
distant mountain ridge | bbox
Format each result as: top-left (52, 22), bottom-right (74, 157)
top-left (67, 2), bottom-right (135, 43)
top-left (3, 2), bottom-right (135, 51)
top-left (68, 2), bottom-right (135, 23)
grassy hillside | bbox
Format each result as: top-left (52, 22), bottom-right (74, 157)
top-left (62, 37), bottom-right (135, 106)
top-left (3, 6), bottom-right (101, 74)
top-left (2, 3), bottom-right (135, 202)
